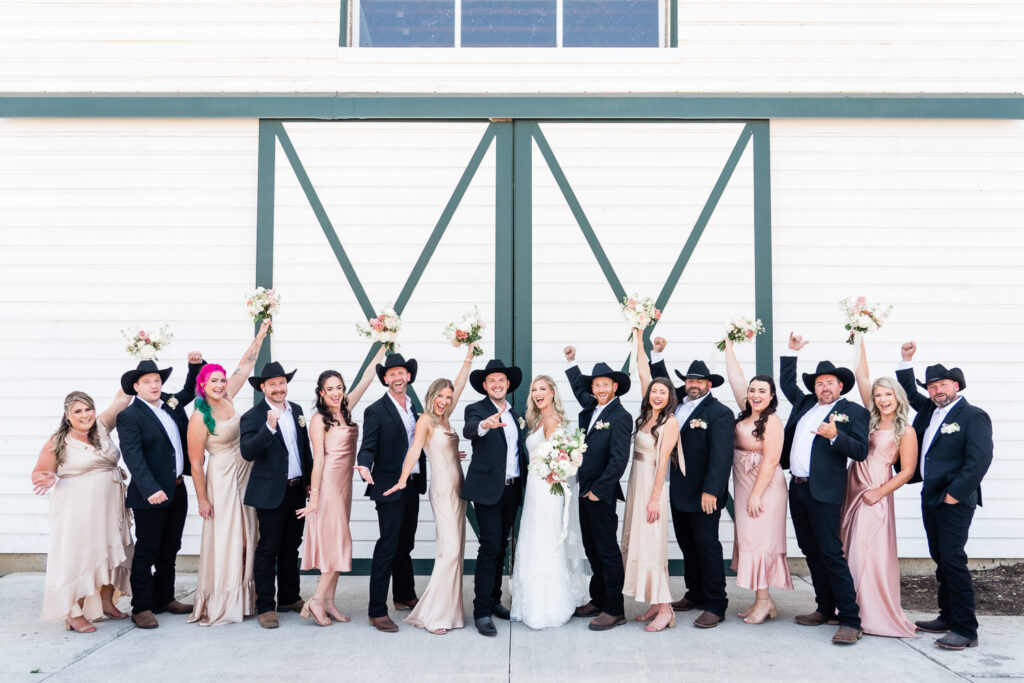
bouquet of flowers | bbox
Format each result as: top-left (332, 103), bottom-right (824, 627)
top-left (621, 294), bottom-right (661, 341)
top-left (715, 315), bottom-right (766, 351)
top-left (840, 296), bottom-right (893, 345)
top-left (245, 287), bottom-right (280, 328)
top-left (528, 427), bottom-right (587, 496)
top-left (356, 306), bottom-right (402, 352)
top-left (443, 306), bottom-right (485, 357)
top-left (121, 325), bottom-right (173, 361)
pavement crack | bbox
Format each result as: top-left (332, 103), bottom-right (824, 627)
top-left (898, 636), bottom-right (973, 681)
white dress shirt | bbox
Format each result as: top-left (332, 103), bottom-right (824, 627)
top-left (675, 392), bottom-right (709, 426)
top-left (789, 399), bottom-right (838, 478)
top-left (388, 392), bottom-right (420, 474)
top-left (142, 398), bottom-right (185, 478)
top-left (920, 396), bottom-right (963, 480)
top-left (477, 399), bottom-right (520, 478)
top-left (265, 400), bottom-right (303, 479)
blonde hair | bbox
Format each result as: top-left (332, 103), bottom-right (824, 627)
top-left (525, 375), bottom-right (567, 431)
top-left (868, 376), bottom-right (909, 442)
top-left (423, 378), bottom-right (456, 432)
top-left (51, 391), bottom-right (100, 466)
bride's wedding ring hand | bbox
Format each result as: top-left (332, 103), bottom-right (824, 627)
top-left (701, 493), bottom-right (717, 515)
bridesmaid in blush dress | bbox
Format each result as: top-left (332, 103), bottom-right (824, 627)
top-left (723, 339), bottom-right (793, 625)
top-left (383, 343), bottom-right (478, 634)
top-left (840, 335), bottom-right (918, 638)
top-left (295, 344), bottom-right (387, 626)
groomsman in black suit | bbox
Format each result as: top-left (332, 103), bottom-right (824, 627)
top-left (240, 362), bottom-right (313, 629)
top-left (462, 359), bottom-right (527, 637)
top-left (897, 342), bottom-right (993, 650)
top-left (649, 338), bottom-right (734, 628)
top-left (355, 354), bottom-right (425, 632)
top-left (564, 346), bottom-right (633, 631)
top-left (117, 353), bottom-right (205, 629)
top-left (781, 333), bottom-right (868, 645)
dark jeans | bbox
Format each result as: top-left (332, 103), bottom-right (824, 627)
top-left (472, 482), bottom-right (520, 619)
top-left (368, 482), bottom-right (419, 618)
top-left (579, 497), bottom-right (624, 617)
top-left (923, 499), bottom-right (978, 640)
top-left (789, 481), bottom-right (860, 629)
top-left (130, 481), bottom-right (188, 614)
top-left (254, 484), bottom-right (306, 614)
top-left (672, 507), bottom-right (728, 616)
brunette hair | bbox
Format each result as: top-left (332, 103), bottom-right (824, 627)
top-left (736, 374), bottom-right (779, 441)
top-left (634, 378), bottom-right (679, 443)
top-left (51, 391), bottom-right (101, 466)
top-left (314, 370), bottom-right (352, 430)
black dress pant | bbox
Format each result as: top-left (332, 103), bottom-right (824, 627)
top-left (672, 507), bottom-right (728, 616)
top-left (789, 481), bottom-right (860, 629)
top-left (254, 484), bottom-right (306, 614)
top-left (472, 481), bottom-right (520, 619)
top-left (368, 481), bottom-right (419, 618)
top-left (130, 481), bottom-right (188, 614)
top-left (579, 497), bottom-right (624, 617)
top-left (923, 499), bottom-right (978, 641)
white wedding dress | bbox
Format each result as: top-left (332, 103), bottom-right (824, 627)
top-left (510, 427), bottom-right (591, 629)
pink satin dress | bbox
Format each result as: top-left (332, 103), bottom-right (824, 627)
top-left (731, 422), bottom-right (793, 591)
top-left (841, 429), bottom-right (916, 638)
top-left (301, 423), bottom-right (357, 573)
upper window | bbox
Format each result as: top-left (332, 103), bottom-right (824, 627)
top-left (348, 0), bottom-right (666, 48)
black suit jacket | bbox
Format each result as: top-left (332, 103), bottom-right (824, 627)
top-left (240, 399), bottom-right (313, 510)
top-left (650, 359), bottom-right (734, 512)
top-left (566, 365), bottom-right (631, 506)
top-left (461, 397), bottom-right (527, 506)
top-left (356, 394), bottom-right (427, 502)
top-left (896, 368), bottom-right (993, 509)
top-left (779, 355), bottom-right (869, 505)
top-left (117, 361), bottom-right (204, 509)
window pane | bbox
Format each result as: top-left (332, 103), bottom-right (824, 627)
top-left (563, 0), bottom-right (659, 47)
top-left (461, 0), bottom-right (556, 47)
top-left (359, 0), bottom-right (455, 47)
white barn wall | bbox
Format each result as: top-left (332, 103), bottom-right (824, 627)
top-left (0, 1), bottom-right (1022, 93)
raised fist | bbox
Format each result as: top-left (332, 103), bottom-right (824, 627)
top-left (563, 345), bottom-right (576, 362)
top-left (187, 351), bottom-right (203, 364)
top-left (652, 337), bottom-right (667, 353)
top-left (901, 341), bottom-right (917, 361)
top-left (267, 408), bottom-right (281, 429)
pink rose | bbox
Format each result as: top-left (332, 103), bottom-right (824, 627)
top-left (455, 329), bottom-right (468, 341)
top-left (653, 309), bottom-right (662, 320)
top-left (746, 329), bottom-right (755, 338)
top-left (627, 298), bottom-right (637, 310)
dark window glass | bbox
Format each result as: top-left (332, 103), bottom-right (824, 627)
top-left (359, 0), bottom-right (455, 47)
top-left (563, 0), bottom-right (659, 47)
top-left (461, 0), bottom-right (557, 47)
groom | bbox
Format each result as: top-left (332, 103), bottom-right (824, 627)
top-left (564, 346), bottom-right (632, 631)
top-left (462, 359), bottom-right (527, 637)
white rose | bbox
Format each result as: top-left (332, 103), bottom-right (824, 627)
top-left (856, 313), bottom-right (872, 328)
top-left (140, 344), bottom-right (157, 360)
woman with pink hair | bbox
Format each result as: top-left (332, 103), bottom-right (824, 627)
top-left (187, 320), bottom-right (271, 625)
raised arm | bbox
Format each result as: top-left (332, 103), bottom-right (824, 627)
top-left (97, 389), bottom-right (132, 432)
top-left (173, 351), bottom-right (206, 406)
top-left (649, 336), bottom-right (670, 381)
top-left (563, 345), bottom-right (596, 411)
top-left (635, 330), bottom-right (652, 395)
top-left (227, 319), bottom-right (271, 399)
top-left (297, 413), bottom-right (327, 518)
top-left (450, 342), bottom-right (478, 406)
top-left (724, 339), bottom-right (748, 408)
top-left (895, 341), bottom-right (932, 413)
top-left (346, 344), bottom-right (388, 410)
top-left (187, 413), bottom-right (212, 519)
top-left (382, 415), bottom-right (434, 496)
top-left (854, 333), bottom-right (872, 409)
top-left (779, 332), bottom-right (810, 406)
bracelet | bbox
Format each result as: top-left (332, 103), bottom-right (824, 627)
top-left (310, 488), bottom-right (319, 492)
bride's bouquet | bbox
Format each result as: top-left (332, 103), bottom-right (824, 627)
top-left (528, 427), bottom-right (587, 496)
top-left (715, 315), bottom-right (766, 351)
top-left (621, 294), bottom-right (661, 341)
top-left (245, 287), bottom-right (281, 330)
top-left (443, 306), bottom-right (485, 357)
top-left (121, 325), bottom-right (173, 361)
top-left (356, 306), bottom-right (402, 352)
top-left (840, 296), bottom-right (893, 345)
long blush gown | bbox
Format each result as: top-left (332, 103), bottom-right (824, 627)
top-left (41, 424), bottom-right (133, 622)
top-left (731, 423), bottom-right (793, 591)
top-left (405, 426), bottom-right (466, 632)
top-left (840, 428), bottom-right (916, 638)
top-left (189, 412), bottom-right (258, 625)
top-left (621, 430), bottom-right (673, 604)
top-left (301, 422), bottom-right (357, 573)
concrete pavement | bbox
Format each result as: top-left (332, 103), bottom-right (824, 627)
top-left (4, 573), bottom-right (1021, 682)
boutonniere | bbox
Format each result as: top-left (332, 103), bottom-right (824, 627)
top-left (831, 412), bottom-right (849, 423)
top-left (594, 420), bottom-right (610, 431)
top-left (297, 414), bottom-right (306, 428)
top-left (940, 422), bottom-right (960, 435)
top-left (165, 396), bottom-right (178, 409)
top-left (689, 419), bottom-right (708, 430)
top-left (517, 417), bottom-right (527, 430)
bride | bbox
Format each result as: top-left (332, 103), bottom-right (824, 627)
top-left (510, 375), bottom-right (590, 629)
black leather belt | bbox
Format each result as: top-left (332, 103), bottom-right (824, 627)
top-left (505, 476), bottom-right (519, 486)
top-left (287, 477), bottom-right (303, 487)
top-left (174, 476), bottom-right (184, 485)
top-left (791, 476), bottom-right (809, 484)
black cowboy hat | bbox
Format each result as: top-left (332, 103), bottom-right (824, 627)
top-left (247, 361), bottom-right (297, 389)
top-left (801, 360), bottom-right (855, 395)
top-left (375, 353), bottom-right (418, 386)
top-left (918, 364), bottom-right (967, 390)
top-left (121, 360), bottom-right (173, 395)
top-left (580, 362), bottom-right (631, 396)
top-left (674, 360), bottom-right (724, 388)
top-left (470, 359), bottom-right (523, 395)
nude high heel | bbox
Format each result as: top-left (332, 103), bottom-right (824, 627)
top-left (301, 598), bottom-right (333, 627)
top-left (743, 599), bottom-right (778, 625)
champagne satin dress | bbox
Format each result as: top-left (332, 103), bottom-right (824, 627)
top-left (621, 430), bottom-right (673, 604)
top-left (301, 423), bottom-right (358, 573)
